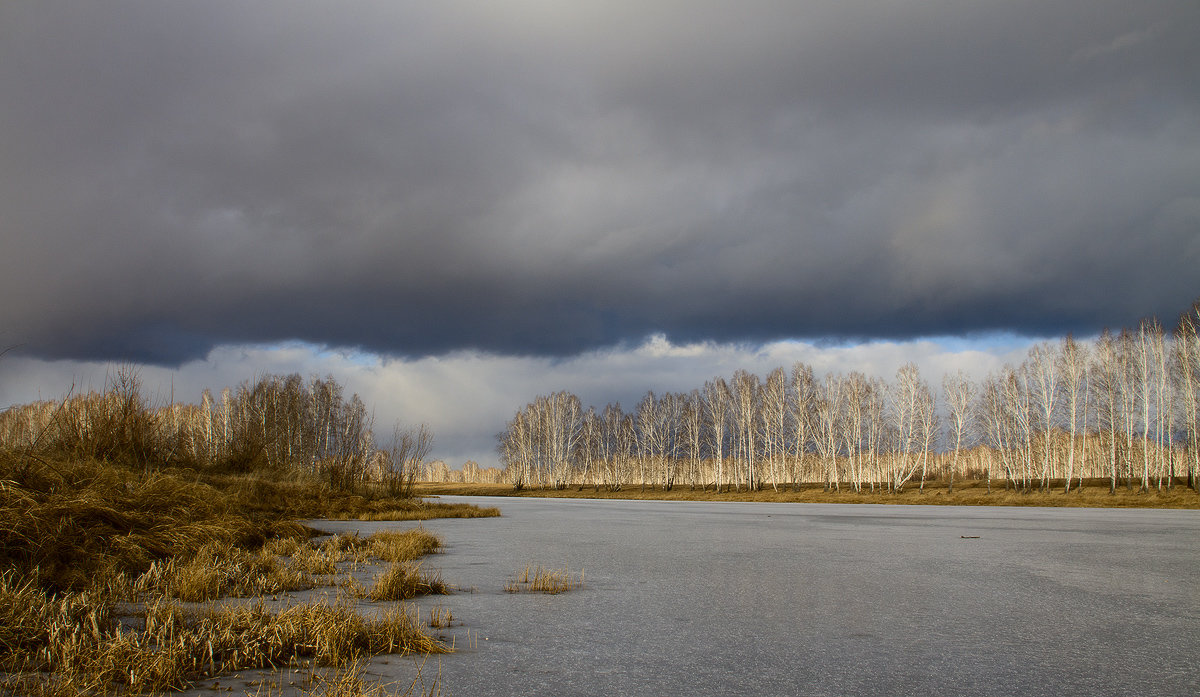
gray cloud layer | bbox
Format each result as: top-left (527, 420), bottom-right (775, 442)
top-left (2, 1), bottom-right (1198, 363)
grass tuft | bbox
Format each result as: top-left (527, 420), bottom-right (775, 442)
top-left (367, 528), bottom-right (443, 563)
top-left (503, 564), bottom-right (584, 594)
top-left (425, 606), bottom-right (454, 629)
top-left (136, 541), bottom-right (313, 602)
top-left (368, 563), bottom-right (449, 602)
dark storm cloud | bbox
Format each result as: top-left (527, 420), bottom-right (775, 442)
top-left (2, 0), bottom-right (1197, 363)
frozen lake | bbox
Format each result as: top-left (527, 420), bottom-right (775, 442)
top-left (313, 497), bottom-right (1200, 697)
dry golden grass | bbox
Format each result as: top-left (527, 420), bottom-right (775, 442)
top-left (367, 528), bottom-right (443, 563)
top-left (251, 658), bottom-right (443, 697)
top-left (368, 563), bottom-right (449, 602)
top-left (309, 528), bottom-right (443, 568)
top-left (0, 573), bottom-right (447, 696)
top-left (424, 606), bottom-right (454, 629)
top-left (209, 473), bottom-right (500, 521)
top-left (0, 453), bottom-right (483, 695)
top-left (504, 564), bottom-right (584, 594)
top-left (136, 541), bottom-right (314, 602)
top-left (415, 479), bottom-right (1200, 509)
top-left (0, 455), bottom-right (315, 594)
top-left (354, 500), bottom-right (501, 521)
top-left (288, 542), bottom-right (341, 576)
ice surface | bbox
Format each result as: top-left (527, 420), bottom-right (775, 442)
top-left (308, 498), bottom-right (1200, 697)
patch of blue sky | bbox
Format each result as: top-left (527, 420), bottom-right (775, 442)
top-left (263, 340), bottom-right (381, 368)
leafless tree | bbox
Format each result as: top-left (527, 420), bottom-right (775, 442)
top-left (1028, 342), bottom-right (1061, 491)
top-left (1175, 302), bottom-right (1200, 490)
top-left (814, 373), bottom-right (845, 491)
top-left (760, 368), bottom-right (789, 491)
top-left (890, 363), bottom-right (935, 492)
top-left (383, 422), bottom-right (433, 496)
top-left (842, 372), bottom-right (869, 492)
top-left (730, 370), bottom-right (761, 491)
top-left (702, 378), bottom-right (731, 492)
top-left (680, 390), bottom-right (704, 490)
top-left (943, 369), bottom-right (974, 494)
top-left (790, 363), bottom-right (817, 488)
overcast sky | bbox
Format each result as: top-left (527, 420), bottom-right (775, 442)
top-left (1, 2), bottom-right (1197, 466)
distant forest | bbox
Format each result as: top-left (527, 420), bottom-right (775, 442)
top-left (497, 300), bottom-right (1200, 494)
top-left (0, 371), bottom-right (431, 495)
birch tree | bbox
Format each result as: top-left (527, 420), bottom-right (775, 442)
top-left (943, 369), bottom-right (974, 494)
top-left (703, 378), bottom-right (731, 492)
top-left (1092, 331), bottom-right (1123, 493)
top-left (1176, 303), bottom-right (1200, 491)
top-left (790, 363), bottom-right (817, 488)
top-left (814, 373), bottom-right (844, 491)
top-left (730, 370), bottom-right (762, 491)
top-left (761, 368), bottom-right (789, 491)
top-left (843, 372), bottom-right (869, 492)
top-left (681, 390), bottom-right (704, 490)
top-left (1028, 342), bottom-right (1060, 491)
top-left (1060, 335), bottom-right (1088, 494)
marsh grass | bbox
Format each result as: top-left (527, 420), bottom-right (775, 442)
top-left (287, 543), bottom-right (341, 576)
top-left (417, 479), bottom-right (1200, 509)
top-left (309, 528), bottom-right (443, 566)
top-left (356, 501), bottom-right (501, 521)
top-left (0, 453), bottom-right (483, 695)
top-left (368, 563), bottom-right (449, 602)
top-left (504, 564), bottom-right (584, 594)
top-left (0, 375), bottom-right (497, 695)
top-left (132, 528), bottom-right (443, 603)
top-left (367, 528), bottom-right (443, 563)
top-left (0, 574), bottom-right (447, 696)
top-left (425, 606), bottom-right (454, 629)
top-left (136, 542), bottom-right (314, 602)
top-left (210, 474), bottom-right (500, 521)
top-left (0, 454), bottom-right (313, 594)
top-left (264, 658), bottom-right (443, 697)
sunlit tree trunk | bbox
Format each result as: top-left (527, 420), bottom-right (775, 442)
top-left (1029, 342), bottom-right (1060, 491)
top-left (703, 378), bottom-right (731, 493)
top-left (843, 372), bottom-right (870, 492)
top-left (681, 391), bottom-right (703, 490)
top-left (1061, 336), bottom-right (1087, 494)
top-left (731, 370), bottom-right (761, 491)
top-left (1175, 302), bottom-right (1200, 491)
top-left (943, 369), bottom-right (974, 495)
top-left (760, 368), bottom-right (788, 491)
top-left (790, 363), bottom-right (816, 490)
top-left (815, 373), bottom-right (844, 492)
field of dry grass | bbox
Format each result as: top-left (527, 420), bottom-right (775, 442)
top-left (414, 479), bottom-right (1200, 509)
top-left (0, 453), bottom-right (496, 695)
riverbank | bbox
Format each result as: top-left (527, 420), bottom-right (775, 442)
top-left (0, 455), bottom-right (499, 695)
top-left (414, 479), bottom-right (1200, 508)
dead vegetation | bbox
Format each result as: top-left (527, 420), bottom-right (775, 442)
top-left (369, 563), bottom-right (449, 602)
top-left (0, 574), bottom-right (445, 696)
top-left (0, 513), bottom-right (453, 695)
top-left (503, 564), bottom-right (584, 594)
top-left (416, 479), bottom-right (1200, 508)
top-left (424, 606), bottom-right (454, 629)
top-left (0, 451), bottom-right (477, 694)
top-left (0, 372), bottom-right (488, 694)
top-left (237, 658), bottom-right (445, 697)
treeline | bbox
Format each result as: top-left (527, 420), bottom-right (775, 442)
top-left (0, 369), bottom-right (431, 494)
top-left (420, 459), bottom-right (505, 484)
top-left (497, 301), bottom-right (1200, 495)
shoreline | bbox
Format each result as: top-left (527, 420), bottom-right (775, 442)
top-left (413, 479), bottom-right (1200, 509)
